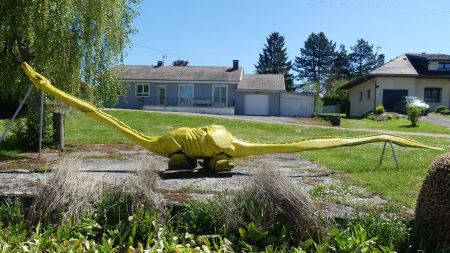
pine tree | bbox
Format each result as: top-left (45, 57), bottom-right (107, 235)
top-left (349, 39), bottom-right (378, 76)
top-left (331, 44), bottom-right (351, 80)
top-left (255, 32), bottom-right (295, 91)
top-left (293, 32), bottom-right (336, 93)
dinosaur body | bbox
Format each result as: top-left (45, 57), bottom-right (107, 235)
top-left (21, 63), bottom-right (439, 172)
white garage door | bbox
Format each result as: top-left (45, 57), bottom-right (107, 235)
top-left (280, 93), bottom-right (314, 117)
top-left (245, 94), bottom-right (269, 115)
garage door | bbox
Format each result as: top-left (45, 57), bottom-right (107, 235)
top-left (383, 89), bottom-right (408, 110)
top-left (245, 94), bottom-right (269, 115)
top-left (280, 93), bottom-right (314, 117)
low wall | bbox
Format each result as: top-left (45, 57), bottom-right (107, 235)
top-left (143, 105), bottom-right (235, 115)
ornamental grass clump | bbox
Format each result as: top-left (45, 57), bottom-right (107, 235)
top-left (224, 165), bottom-right (324, 242)
top-left (30, 154), bottom-right (100, 224)
top-left (415, 152), bottom-right (450, 245)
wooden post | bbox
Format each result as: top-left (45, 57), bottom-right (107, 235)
top-left (52, 112), bottom-right (65, 149)
top-left (38, 91), bottom-right (44, 157)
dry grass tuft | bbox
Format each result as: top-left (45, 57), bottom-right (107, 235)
top-left (30, 154), bottom-right (100, 224)
top-left (128, 154), bottom-right (164, 210)
top-left (220, 162), bottom-right (324, 241)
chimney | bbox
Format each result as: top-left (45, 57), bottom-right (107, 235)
top-left (376, 54), bottom-right (385, 68)
top-left (232, 60), bottom-right (239, 69)
top-left (157, 61), bottom-right (164, 67)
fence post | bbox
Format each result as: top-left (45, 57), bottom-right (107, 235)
top-left (53, 112), bottom-right (65, 149)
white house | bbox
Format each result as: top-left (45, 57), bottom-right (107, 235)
top-left (342, 53), bottom-right (450, 117)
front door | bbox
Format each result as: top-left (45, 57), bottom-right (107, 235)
top-left (157, 86), bottom-right (166, 106)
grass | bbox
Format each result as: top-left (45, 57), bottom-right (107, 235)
top-left (340, 117), bottom-right (450, 134)
top-left (2, 110), bottom-right (449, 208)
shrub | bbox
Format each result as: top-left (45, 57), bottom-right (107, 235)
top-left (441, 109), bottom-right (450, 115)
top-left (406, 105), bottom-right (424, 127)
top-left (415, 153), bottom-right (450, 245)
top-left (434, 105), bottom-right (448, 114)
top-left (375, 105), bottom-right (384, 115)
top-left (386, 114), bottom-right (393, 120)
top-left (366, 112), bottom-right (375, 120)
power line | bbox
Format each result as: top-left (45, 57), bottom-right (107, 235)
top-left (133, 43), bottom-right (224, 66)
top-left (307, 0), bottom-right (450, 13)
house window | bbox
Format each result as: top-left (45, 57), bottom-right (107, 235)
top-left (438, 62), bottom-right (450, 69)
top-left (360, 91), bottom-right (363, 101)
top-left (135, 84), bottom-right (150, 97)
top-left (179, 84), bottom-right (194, 105)
top-left (212, 84), bottom-right (228, 107)
top-left (424, 88), bottom-right (441, 102)
top-left (367, 89), bottom-right (371, 100)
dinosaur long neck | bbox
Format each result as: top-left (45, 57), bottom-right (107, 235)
top-left (21, 63), bottom-right (160, 153)
top-left (230, 135), bottom-right (435, 158)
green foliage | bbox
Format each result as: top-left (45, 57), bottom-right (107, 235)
top-left (346, 214), bottom-right (410, 251)
top-left (434, 105), bottom-right (448, 113)
top-left (331, 44), bottom-right (352, 80)
top-left (375, 105), bottom-right (385, 115)
top-left (0, 199), bottom-right (24, 229)
top-left (255, 32), bottom-right (295, 91)
top-left (95, 190), bottom-right (133, 228)
top-left (179, 200), bottom-right (223, 235)
top-left (441, 109), bottom-right (450, 115)
top-left (349, 39), bottom-right (378, 76)
top-left (322, 79), bottom-right (348, 102)
top-left (0, 0), bottom-right (140, 149)
top-left (8, 102), bottom-right (53, 150)
top-left (294, 32), bottom-right (336, 93)
top-left (406, 105), bottom-right (425, 127)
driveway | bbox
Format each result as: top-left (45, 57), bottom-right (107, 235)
top-left (421, 113), bottom-right (450, 128)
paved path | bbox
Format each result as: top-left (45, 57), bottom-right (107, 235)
top-left (421, 113), bottom-right (450, 128)
top-left (109, 109), bottom-right (450, 139)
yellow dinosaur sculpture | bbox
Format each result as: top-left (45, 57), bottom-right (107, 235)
top-left (21, 62), bottom-right (439, 172)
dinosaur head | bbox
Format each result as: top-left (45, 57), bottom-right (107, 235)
top-left (21, 62), bottom-right (50, 89)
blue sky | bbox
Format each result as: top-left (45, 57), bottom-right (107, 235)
top-left (124, 0), bottom-right (450, 73)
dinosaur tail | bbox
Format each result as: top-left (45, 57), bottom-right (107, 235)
top-left (230, 134), bottom-right (441, 158)
top-left (21, 62), bottom-right (159, 151)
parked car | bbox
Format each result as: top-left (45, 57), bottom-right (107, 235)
top-left (393, 96), bottom-right (429, 115)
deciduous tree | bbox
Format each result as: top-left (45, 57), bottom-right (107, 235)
top-left (0, 0), bottom-right (140, 148)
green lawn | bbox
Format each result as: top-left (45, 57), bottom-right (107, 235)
top-left (340, 117), bottom-right (450, 134)
top-left (1, 110), bottom-right (449, 208)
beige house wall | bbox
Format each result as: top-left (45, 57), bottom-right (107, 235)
top-left (348, 80), bottom-right (375, 117)
top-left (415, 78), bottom-right (450, 110)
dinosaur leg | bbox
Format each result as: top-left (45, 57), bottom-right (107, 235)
top-left (168, 153), bottom-right (197, 170)
top-left (202, 154), bottom-right (234, 172)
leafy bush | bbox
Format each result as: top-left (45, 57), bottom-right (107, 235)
top-left (375, 105), bottom-right (385, 115)
top-left (434, 105), bottom-right (448, 114)
top-left (10, 101), bottom-right (53, 150)
top-left (386, 113), bottom-right (393, 120)
top-left (441, 109), bottom-right (450, 115)
top-left (406, 105), bottom-right (424, 127)
top-left (366, 112), bottom-right (375, 120)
